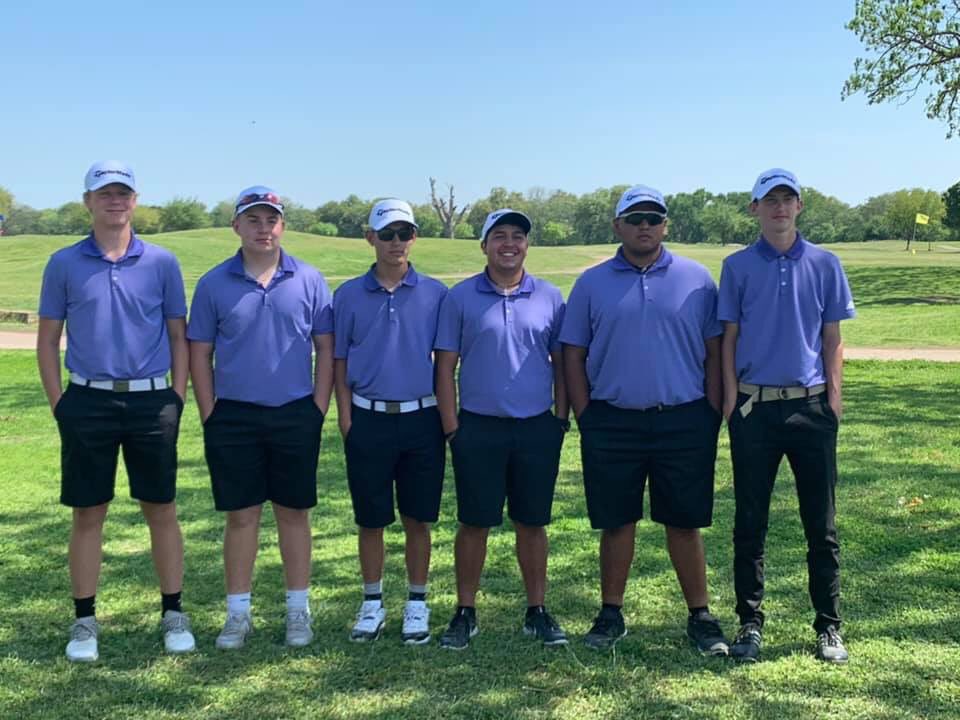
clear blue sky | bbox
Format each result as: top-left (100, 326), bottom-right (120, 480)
top-left (3, 1), bottom-right (958, 210)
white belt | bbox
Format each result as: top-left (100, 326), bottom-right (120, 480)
top-left (352, 392), bottom-right (437, 414)
top-left (737, 382), bottom-right (825, 418)
top-left (70, 373), bottom-right (169, 392)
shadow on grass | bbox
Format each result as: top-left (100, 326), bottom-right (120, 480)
top-left (1, 356), bottom-right (959, 718)
top-left (847, 266), bottom-right (960, 307)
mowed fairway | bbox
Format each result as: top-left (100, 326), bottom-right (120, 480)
top-left (1, 232), bottom-right (959, 347)
top-left (0, 353), bottom-right (958, 719)
top-left (0, 232), bottom-right (959, 719)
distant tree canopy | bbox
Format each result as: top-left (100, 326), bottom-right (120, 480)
top-left (0, 186), bottom-right (13, 218)
top-left (159, 197), bottom-right (212, 232)
top-left (844, 0), bottom-right (960, 137)
top-left (943, 180), bottom-right (960, 231)
top-left (2, 180), bottom-right (957, 245)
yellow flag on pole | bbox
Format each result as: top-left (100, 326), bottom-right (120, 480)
top-left (915, 213), bottom-right (930, 225)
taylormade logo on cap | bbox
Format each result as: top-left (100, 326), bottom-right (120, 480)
top-left (751, 168), bottom-right (801, 201)
top-left (368, 199), bottom-right (418, 231)
top-left (84, 161), bottom-right (137, 192)
top-left (481, 208), bottom-right (532, 241)
top-left (616, 185), bottom-right (667, 217)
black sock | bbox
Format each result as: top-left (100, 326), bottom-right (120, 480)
top-left (456, 605), bottom-right (476, 619)
top-left (408, 591), bottom-right (427, 601)
top-left (526, 605), bottom-right (545, 618)
top-left (601, 602), bottom-right (622, 615)
top-left (162, 591), bottom-right (183, 616)
top-left (364, 593), bottom-right (383, 602)
top-left (688, 606), bottom-right (709, 617)
top-left (74, 595), bottom-right (96, 619)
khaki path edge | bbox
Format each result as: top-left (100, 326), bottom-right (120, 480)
top-left (0, 329), bottom-right (958, 361)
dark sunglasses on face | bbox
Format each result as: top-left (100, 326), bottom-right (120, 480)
top-left (237, 192), bottom-right (283, 210)
top-left (621, 211), bottom-right (667, 226)
top-left (376, 227), bottom-right (415, 242)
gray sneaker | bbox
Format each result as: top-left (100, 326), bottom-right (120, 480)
top-left (66, 617), bottom-right (99, 662)
top-left (285, 608), bottom-right (314, 647)
top-left (216, 611), bottom-right (253, 650)
top-left (161, 610), bottom-right (196, 654)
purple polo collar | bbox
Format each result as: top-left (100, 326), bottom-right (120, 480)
top-left (80, 233), bottom-right (145, 261)
top-left (476, 269), bottom-right (535, 295)
top-left (755, 232), bottom-right (807, 261)
top-left (362, 263), bottom-right (421, 291)
top-left (227, 248), bottom-right (297, 277)
top-left (611, 245), bottom-right (674, 274)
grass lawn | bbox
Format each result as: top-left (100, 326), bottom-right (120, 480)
top-left (0, 351), bottom-right (958, 719)
top-left (1, 234), bottom-right (958, 347)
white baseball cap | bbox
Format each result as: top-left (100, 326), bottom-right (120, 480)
top-left (368, 198), bottom-right (418, 231)
top-left (85, 161), bottom-right (136, 192)
top-left (615, 185), bottom-right (667, 217)
top-left (234, 185), bottom-right (284, 218)
top-left (481, 208), bottom-right (532, 241)
top-left (751, 168), bottom-right (801, 201)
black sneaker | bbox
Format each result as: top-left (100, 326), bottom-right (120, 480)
top-left (729, 622), bottom-right (762, 663)
top-left (583, 607), bottom-right (627, 650)
top-left (438, 609), bottom-right (478, 650)
top-left (687, 611), bottom-right (729, 656)
top-left (815, 626), bottom-right (849, 664)
top-left (523, 607), bottom-right (568, 646)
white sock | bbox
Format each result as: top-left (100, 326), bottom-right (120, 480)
top-left (226, 592), bottom-right (251, 616)
top-left (286, 588), bottom-right (309, 613)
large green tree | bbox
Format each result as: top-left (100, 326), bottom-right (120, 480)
top-left (884, 188), bottom-right (946, 247)
top-left (160, 197), bottom-right (211, 232)
top-left (3, 204), bottom-right (42, 235)
top-left (844, 0), bottom-right (960, 137)
top-left (798, 188), bottom-right (857, 244)
top-left (942, 180), bottom-right (960, 234)
top-left (700, 201), bottom-right (753, 246)
top-left (209, 200), bottom-right (235, 227)
top-left (133, 206), bottom-right (163, 234)
top-left (0, 186), bottom-right (13, 218)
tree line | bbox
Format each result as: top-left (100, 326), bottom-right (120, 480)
top-left (1, 181), bottom-right (958, 245)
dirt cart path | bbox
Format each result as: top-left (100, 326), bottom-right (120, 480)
top-left (2, 330), bottom-right (959, 360)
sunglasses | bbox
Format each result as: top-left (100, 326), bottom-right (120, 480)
top-left (376, 227), bottom-right (415, 242)
top-left (236, 192), bottom-right (283, 210)
top-left (621, 211), bottom-right (667, 226)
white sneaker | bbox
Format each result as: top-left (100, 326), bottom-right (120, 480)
top-left (161, 610), bottom-right (196, 654)
top-left (66, 617), bottom-right (99, 662)
top-left (285, 608), bottom-right (314, 647)
top-left (401, 600), bottom-right (431, 645)
top-left (216, 611), bottom-right (253, 650)
top-left (350, 600), bottom-right (386, 642)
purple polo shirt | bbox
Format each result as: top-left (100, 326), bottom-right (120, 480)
top-left (333, 264), bottom-right (447, 401)
top-left (187, 250), bottom-right (333, 407)
top-left (435, 271), bottom-right (565, 418)
top-left (559, 247), bottom-right (720, 409)
top-left (718, 233), bottom-right (856, 387)
top-left (38, 233), bottom-right (187, 380)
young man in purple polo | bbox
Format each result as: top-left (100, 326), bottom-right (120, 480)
top-left (332, 198), bottom-right (447, 645)
top-left (188, 186), bottom-right (333, 650)
top-left (37, 160), bottom-right (195, 662)
top-left (560, 186), bottom-right (728, 655)
top-left (720, 169), bottom-right (856, 664)
top-left (435, 209), bottom-right (569, 650)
